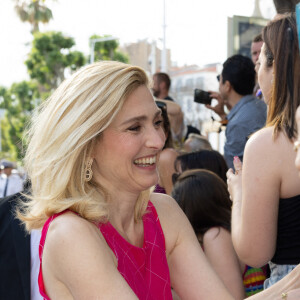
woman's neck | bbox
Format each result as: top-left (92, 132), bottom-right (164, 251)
top-left (108, 192), bottom-right (144, 247)
top-left (105, 187), bottom-right (140, 230)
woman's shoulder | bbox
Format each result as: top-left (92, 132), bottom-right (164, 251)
top-left (247, 126), bottom-right (274, 147)
top-left (47, 211), bottom-right (96, 238)
top-left (149, 193), bottom-right (188, 251)
top-left (203, 227), bottom-right (231, 246)
top-left (41, 212), bottom-right (136, 299)
top-left (45, 211), bottom-right (115, 262)
top-left (245, 126), bottom-right (278, 159)
top-left (159, 148), bottom-right (178, 163)
top-left (246, 126), bottom-right (293, 157)
top-left (150, 193), bottom-right (179, 218)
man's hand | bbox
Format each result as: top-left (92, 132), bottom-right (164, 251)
top-left (205, 91), bottom-right (227, 120)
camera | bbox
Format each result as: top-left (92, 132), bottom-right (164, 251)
top-left (194, 89), bottom-right (212, 105)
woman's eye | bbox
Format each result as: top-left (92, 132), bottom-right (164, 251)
top-left (155, 120), bottom-right (163, 127)
top-left (128, 125), bottom-right (141, 132)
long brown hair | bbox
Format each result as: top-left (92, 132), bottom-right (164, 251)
top-left (171, 169), bottom-right (231, 239)
top-left (263, 13), bottom-right (300, 140)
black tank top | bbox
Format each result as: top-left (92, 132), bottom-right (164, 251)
top-left (272, 195), bottom-right (300, 264)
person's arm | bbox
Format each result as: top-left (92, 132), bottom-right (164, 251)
top-left (157, 148), bottom-right (178, 195)
top-left (227, 127), bottom-right (279, 267)
top-left (42, 212), bottom-right (138, 299)
top-left (203, 227), bottom-right (245, 300)
top-left (156, 98), bottom-right (182, 117)
top-left (151, 194), bottom-right (234, 300)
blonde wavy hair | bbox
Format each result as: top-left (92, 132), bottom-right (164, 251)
top-left (18, 61), bottom-right (151, 231)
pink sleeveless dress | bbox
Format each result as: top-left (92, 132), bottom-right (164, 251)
top-left (38, 201), bottom-right (173, 300)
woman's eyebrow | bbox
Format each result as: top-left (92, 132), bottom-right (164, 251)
top-left (121, 110), bottom-right (162, 126)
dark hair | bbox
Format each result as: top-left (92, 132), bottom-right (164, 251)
top-left (154, 72), bottom-right (171, 90)
top-left (263, 13), bottom-right (300, 140)
top-left (221, 54), bottom-right (256, 95)
top-left (252, 33), bottom-right (263, 43)
top-left (159, 104), bottom-right (173, 149)
top-left (173, 150), bottom-right (228, 183)
top-left (273, 0), bottom-right (299, 13)
top-left (171, 169), bottom-right (231, 239)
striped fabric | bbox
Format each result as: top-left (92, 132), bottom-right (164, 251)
top-left (243, 265), bottom-right (268, 297)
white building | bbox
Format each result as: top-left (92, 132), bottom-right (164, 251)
top-left (169, 64), bottom-right (226, 153)
top-left (169, 64), bottom-right (221, 129)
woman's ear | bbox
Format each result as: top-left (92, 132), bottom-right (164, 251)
top-left (89, 137), bottom-right (100, 159)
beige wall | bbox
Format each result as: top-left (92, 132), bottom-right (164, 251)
top-left (120, 40), bottom-right (171, 74)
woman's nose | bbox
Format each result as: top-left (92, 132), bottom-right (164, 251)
top-left (146, 127), bottom-right (165, 150)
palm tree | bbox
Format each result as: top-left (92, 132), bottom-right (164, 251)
top-left (13, 0), bottom-right (53, 34)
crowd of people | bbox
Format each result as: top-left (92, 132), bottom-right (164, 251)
top-left (1, 0), bottom-right (300, 299)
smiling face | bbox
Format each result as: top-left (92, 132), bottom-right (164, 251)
top-left (92, 85), bottom-right (165, 195)
top-left (257, 43), bottom-right (274, 104)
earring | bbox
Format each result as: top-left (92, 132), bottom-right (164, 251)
top-left (85, 158), bottom-right (93, 182)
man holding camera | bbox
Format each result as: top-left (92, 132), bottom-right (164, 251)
top-left (206, 54), bottom-right (267, 169)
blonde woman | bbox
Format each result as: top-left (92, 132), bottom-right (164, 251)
top-left (18, 61), bottom-right (235, 300)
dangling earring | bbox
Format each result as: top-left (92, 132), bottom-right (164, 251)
top-left (85, 158), bottom-right (93, 182)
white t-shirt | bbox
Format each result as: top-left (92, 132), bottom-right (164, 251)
top-left (30, 230), bottom-right (43, 300)
top-left (0, 174), bottom-right (23, 197)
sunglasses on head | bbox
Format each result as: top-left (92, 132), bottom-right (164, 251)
top-left (172, 172), bottom-right (181, 185)
top-left (156, 100), bottom-right (167, 110)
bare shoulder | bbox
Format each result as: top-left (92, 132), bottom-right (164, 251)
top-left (42, 212), bottom-right (129, 298)
top-left (203, 227), bottom-right (230, 245)
top-left (150, 193), bottom-right (189, 255)
top-left (245, 126), bottom-right (294, 172)
top-left (203, 227), bottom-right (236, 259)
top-left (150, 192), bottom-right (181, 220)
top-left (246, 126), bottom-right (274, 151)
top-left (159, 148), bottom-right (178, 164)
top-left (44, 211), bottom-right (116, 271)
top-left (46, 212), bottom-right (104, 247)
top-left (244, 126), bottom-right (280, 169)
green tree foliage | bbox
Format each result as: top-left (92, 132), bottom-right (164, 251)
top-left (90, 35), bottom-right (129, 63)
top-left (25, 31), bottom-right (86, 91)
top-left (13, 0), bottom-right (53, 34)
top-left (0, 81), bottom-right (39, 161)
top-left (1, 31), bottom-right (86, 161)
